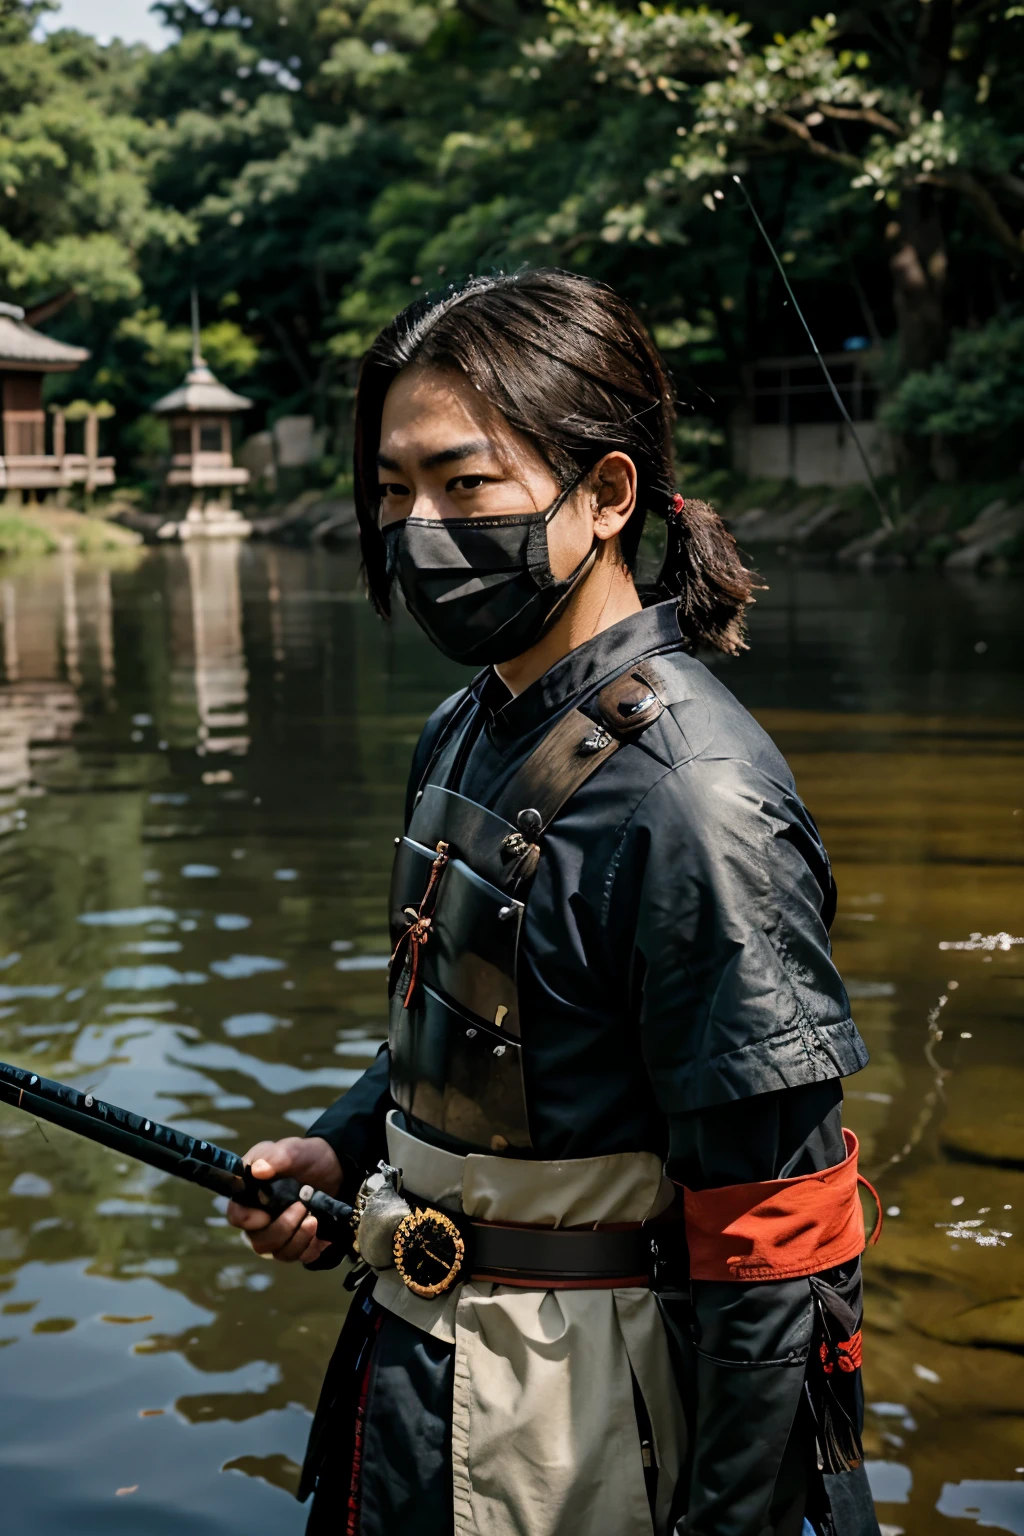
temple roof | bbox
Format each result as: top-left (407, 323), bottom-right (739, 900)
top-left (0, 303), bottom-right (90, 371)
top-left (152, 359), bottom-right (252, 415)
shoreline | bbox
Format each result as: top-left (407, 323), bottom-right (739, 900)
top-left (2, 481), bottom-right (1023, 572)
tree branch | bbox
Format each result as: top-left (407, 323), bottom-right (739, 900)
top-left (922, 169), bottom-right (1024, 266)
top-left (993, 172), bottom-right (1024, 208)
top-left (954, 0), bottom-right (1001, 27)
top-left (559, 229), bottom-right (602, 255)
top-left (815, 102), bottom-right (903, 136)
top-left (23, 290), bottom-right (77, 327)
top-left (767, 111), bottom-right (861, 169)
top-left (857, 8), bottom-right (912, 70)
top-left (912, 0), bottom-right (953, 110)
top-left (266, 313), bottom-right (313, 389)
top-left (456, 0), bottom-right (530, 34)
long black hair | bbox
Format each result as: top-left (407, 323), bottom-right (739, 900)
top-left (353, 268), bottom-right (757, 655)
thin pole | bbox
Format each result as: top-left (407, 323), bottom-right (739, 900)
top-left (731, 174), bottom-right (893, 531)
top-left (190, 286), bottom-right (202, 368)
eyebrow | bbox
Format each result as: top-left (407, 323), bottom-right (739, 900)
top-left (376, 439), bottom-right (493, 473)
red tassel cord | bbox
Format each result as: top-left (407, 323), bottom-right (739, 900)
top-left (858, 1172), bottom-right (884, 1245)
top-left (819, 1329), bottom-right (863, 1375)
top-left (346, 1313), bottom-right (383, 1536)
top-left (807, 1284), bottom-right (867, 1473)
top-left (389, 840), bottom-right (450, 1008)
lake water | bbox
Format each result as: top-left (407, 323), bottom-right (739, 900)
top-left (0, 543), bottom-right (1021, 1535)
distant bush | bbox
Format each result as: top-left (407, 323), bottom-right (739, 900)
top-left (0, 516), bottom-right (58, 558)
top-left (0, 510), bottom-right (141, 561)
top-left (881, 318), bottom-right (1024, 461)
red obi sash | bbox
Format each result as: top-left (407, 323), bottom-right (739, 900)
top-left (682, 1129), bottom-right (882, 1283)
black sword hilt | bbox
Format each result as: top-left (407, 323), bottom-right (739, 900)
top-left (0, 1060), bottom-right (356, 1252)
top-left (240, 1166), bottom-right (355, 1245)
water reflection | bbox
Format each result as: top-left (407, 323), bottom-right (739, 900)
top-left (166, 543), bottom-right (250, 757)
top-left (0, 566), bottom-right (84, 800)
top-left (0, 546), bottom-right (1021, 1535)
top-left (938, 1481), bottom-right (1024, 1535)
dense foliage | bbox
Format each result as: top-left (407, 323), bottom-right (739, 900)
top-left (2, 0), bottom-right (1023, 478)
top-left (882, 314), bottom-right (1024, 472)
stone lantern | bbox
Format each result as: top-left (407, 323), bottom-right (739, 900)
top-left (151, 301), bottom-right (253, 538)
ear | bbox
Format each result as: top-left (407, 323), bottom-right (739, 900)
top-left (589, 452), bottom-right (637, 542)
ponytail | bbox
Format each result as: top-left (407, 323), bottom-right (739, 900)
top-left (648, 493), bottom-right (759, 657)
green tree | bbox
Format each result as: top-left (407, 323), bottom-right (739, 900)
top-left (0, 1), bottom-right (195, 470)
top-left (881, 313), bottom-right (1024, 471)
top-left (0, 5), bottom-right (188, 307)
top-left (326, 0), bottom-right (1024, 476)
top-left (135, 0), bottom-right (436, 421)
top-left (3, 0), bottom-right (1023, 489)
top-left (520, 1), bottom-right (1024, 375)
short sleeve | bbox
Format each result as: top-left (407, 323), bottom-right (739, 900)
top-left (618, 755), bottom-right (868, 1114)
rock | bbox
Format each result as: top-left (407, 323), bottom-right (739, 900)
top-left (792, 502), bottom-right (841, 543)
top-left (310, 500), bottom-right (358, 543)
top-left (940, 1067), bottom-right (1024, 1168)
top-left (945, 501), bottom-right (1024, 570)
top-left (237, 430), bottom-right (275, 489)
top-left (272, 414), bottom-right (317, 469)
top-left (250, 497), bottom-right (357, 545)
top-left (728, 506), bottom-right (768, 532)
top-left (729, 498), bottom-right (824, 542)
top-left (957, 497), bottom-right (1008, 535)
top-left (837, 525), bottom-right (890, 567)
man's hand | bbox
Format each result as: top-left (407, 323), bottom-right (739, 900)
top-left (227, 1135), bottom-right (343, 1265)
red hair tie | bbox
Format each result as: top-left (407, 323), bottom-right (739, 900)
top-left (671, 493), bottom-right (684, 515)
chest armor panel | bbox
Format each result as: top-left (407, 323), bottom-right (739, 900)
top-left (388, 785), bottom-right (531, 1151)
top-left (386, 660), bottom-right (668, 1155)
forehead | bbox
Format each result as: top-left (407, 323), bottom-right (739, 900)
top-left (379, 365), bottom-right (494, 457)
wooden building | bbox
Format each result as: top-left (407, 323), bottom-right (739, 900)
top-left (731, 351), bottom-right (891, 488)
top-left (0, 302), bottom-right (115, 498)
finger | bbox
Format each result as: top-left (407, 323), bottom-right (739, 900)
top-left (240, 1140), bottom-right (279, 1170)
top-left (248, 1201), bottom-right (308, 1256)
top-left (301, 1237), bottom-right (331, 1266)
top-left (272, 1215), bottom-right (319, 1264)
top-left (227, 1201), bottom-right (272, 1232)
top-left (247, 1201), bottom-right (306, 1254)
top-left (246, 1137), bottom-right (307, 1181)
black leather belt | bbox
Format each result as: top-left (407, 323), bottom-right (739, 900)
top-left (470, 1221), bottom-right (654, 1287)
top-left (395, 1188), bottom-right (664, 1294)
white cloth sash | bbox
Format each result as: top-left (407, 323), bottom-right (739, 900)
top-left (368, 1111), bottom-right (688, 1536)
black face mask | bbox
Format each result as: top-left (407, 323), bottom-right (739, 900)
top-left (382, 476), bottom-right (597, 666)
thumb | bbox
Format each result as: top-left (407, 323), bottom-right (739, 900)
top-left (247, 1137), bottom-right (308, 1181)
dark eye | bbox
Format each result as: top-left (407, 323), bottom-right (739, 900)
top-left (379, 482), bottom-right (410, 499)
top-left (448, 475), bottom-right (491, 492)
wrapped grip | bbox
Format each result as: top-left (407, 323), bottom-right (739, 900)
top-left (242, 1168), bottom-right (354, 1245)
